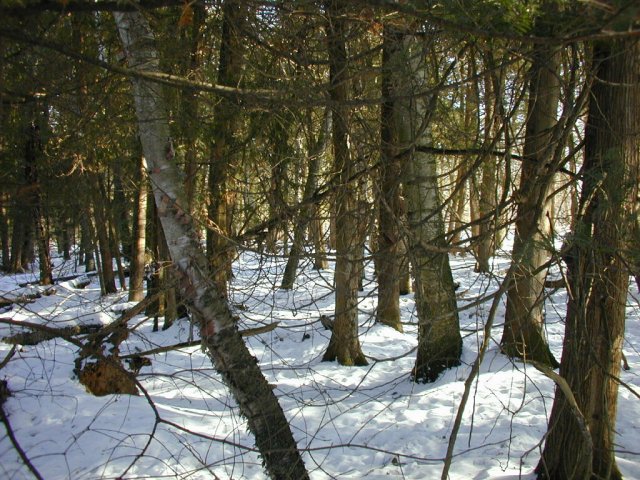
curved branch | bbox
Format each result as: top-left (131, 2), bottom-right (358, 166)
top-left (0, 381), bottom-right (45, 480)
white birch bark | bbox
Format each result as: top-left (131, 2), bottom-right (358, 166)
top-left (398, 33), bottom-right (462, 383)
top-left (114, 9), bottom-right (308, 479)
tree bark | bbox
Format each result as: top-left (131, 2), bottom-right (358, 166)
top-left (281, 108), bottom-right (330, 290)
top-left (79, 211), bottom-right (96, 272)
top-left (177, 2), bottom-right (204, 215)
top-left (376, 23), bottom-right (404, 332)
top-left (502, 37), bottom-right (561, 367)
top-left (474, 57), bottom-right (505, 273)
top-left (25, 116), bottom-right (53, 286)
top-left (128, 149), bottom-right (147, 302)
top-left (321, 0), bottom-right (367, 367)
top-left (537, 37), bottom-right (640, 480)
top-left (206, 0), bottom-right (247, 297)
top-left (91, 173), bottom-right (117, 294)
top-left (398, 32), bottom-right (462, 383)
top-left (9, 172), bottom-right (34, 273)
top-left (265, 116), bottom-right (292, 253)
top-left (114, 9), bottom-right (309, 479)
top-left (112, 163), bottom-right (132, 259)
top-left (0, 192), bottom-right (9, 271)
top-left (310, 206), bottom-right (328, 270)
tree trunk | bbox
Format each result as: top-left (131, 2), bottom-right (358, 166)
top-left (79, 212), bottom-right (96, 272)
top-left (157, 216), bottom-right (177, 331)
top-left (114, 10), bottom-right (309, 479)
top-left (109, 217), bottom-right (126, 290)
top-left (177, 2), bottom-right (204, 215)
top-left (398, 32), bottom-right (461, 383)
top-left (25, 116), bottom-right (53, 286)
top-left (145, 192), bottom-right (165, 328)
top-left (537, 37), bottom-right (640, 480)
top-left (376, 24), bottom-right (404, 332)
top-left (112, 164), bottom-right (132, 259)
top-left (128, 151), bottom-right (147, 302)
top-left (91, 173), bottom-right (117, 294)
top-left (397, 199), bottom-right (411, 296)
top-left (502, 39), bottom-right (561, 367)
top-left (321, 0), bottom-right (367, 367)
top-left (59, 217), bottom-right (72, 261)
top-left (265, 117), bottom-right (292, 253)
top-left (206, 0), bottom-right (247, 297)
top-left (281, 109), bottom-right (330, 290)
top-left (447, 58), bottom-right (475, 250)
top-left (10, 176), bottom-right (34, 273)
top-left (474, 159), bottom-right (497, 273)
top-left (310, 206), bottom-right (328, 270)
top-left (474, 61), bottom-right (504, 273)
top-left (447, 164), bottom-right (468, 248)
top-left (0, 192), bottom-right (9, 270)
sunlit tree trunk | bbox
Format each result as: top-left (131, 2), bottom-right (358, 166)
top-left (447, 58), bottom-right (475, 249)
top-left (145, 193), bottom-right (163, 327)
top-left (397, 197), bottom-right (411, 296)
top-left (128, 149), bottom-right (147, 302)
top-left (398, 32), bottom-right (461, 382)
top-left (447, 164), bottom-right (468, 248)
top-left (115, 9), bottom-right (309, 479)
top-left (310, 205), bottom-right (328, 270)
top-left (502, 39), bottom-right (561, 367)
top-left (474, 56), bottom-right (506, 273)
top-left (322, 0), bottom-right (367, 366)
top-left (537, 37), bottom-right (640, 480)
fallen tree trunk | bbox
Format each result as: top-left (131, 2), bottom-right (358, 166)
top-left (3, 324), bottom-right (102, 346)
top-left (18, 271), bottom-right (99, 288)
top-left (121, 322), bottom-right (280, 359)
top-left (2, 293), bottom-right (160, 347)
top-left (2, 288), bottom-right (274, 347)
top-left (114, 8), bottom-right (308, 479)
top-left (0, 294), bottom-right (40, 307)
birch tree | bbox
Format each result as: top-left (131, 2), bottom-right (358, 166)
top-left (398, 29), bottom-right (462, 382)
top-left (114, 9), bottom-right (308, 479)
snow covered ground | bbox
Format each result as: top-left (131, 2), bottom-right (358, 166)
top-left (1, 248), bottom-right (639, 479)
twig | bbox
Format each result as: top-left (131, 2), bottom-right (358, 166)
top-left (121, 322), bottom-right (280, 359)
top-left (526, 360), bottom-right (593, 454)
top-left (441, 270), bottom-right (514, 480)
top-left (0, 318), bottom-right (84, 348)
top-left (0, 345), bottom-right (17, 369)
top-left (3, 325), bottom-right (102, 346)
top-left (18, 270), bottom-right (99, 287)
top-left (84, 293), bottom-right (161, 342)
top-left (0, 381), bottom-right (45, 480)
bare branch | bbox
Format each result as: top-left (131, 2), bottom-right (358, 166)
top-left (0, 381), bottom-right (45, 480)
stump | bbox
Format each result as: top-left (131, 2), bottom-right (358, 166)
top-left (78, 359), bottom-right (138, 396)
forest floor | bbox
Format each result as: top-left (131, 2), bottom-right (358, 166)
top-left (1, 245), bottom-right (639, 479)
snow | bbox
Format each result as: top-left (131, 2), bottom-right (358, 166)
top-left (1, 249), bottom-right (639, 479)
